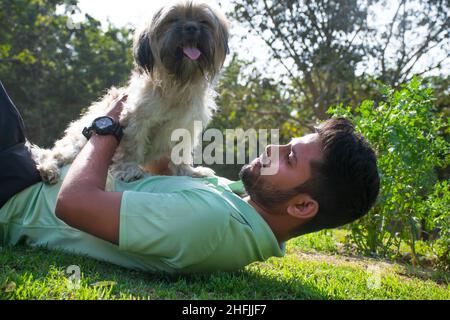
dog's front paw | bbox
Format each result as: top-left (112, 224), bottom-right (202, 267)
top-left (190, 166), bottom-right (216, 178)
top-left (171, 164), bottom-right (215, 178)
top-left (37, 163), bottom-right (61, 185)
top-left (111, 163), bottom-right (146, 182)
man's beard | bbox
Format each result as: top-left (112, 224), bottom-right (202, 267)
top-left (239, 164), bottom-right (298, 211)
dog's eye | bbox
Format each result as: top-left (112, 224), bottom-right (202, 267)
top-left (200, 20), bottom-right (211, 27)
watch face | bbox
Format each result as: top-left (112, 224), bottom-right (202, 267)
top-left (96, 117), bottom-right (114, 130)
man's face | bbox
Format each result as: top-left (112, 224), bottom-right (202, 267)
top-left (239, 133), bottom-right (322, 210)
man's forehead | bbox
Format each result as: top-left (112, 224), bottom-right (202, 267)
top-left (292, 133), bottom-right (322, 162)
top-left (291, 133), bottom-right (319, 145)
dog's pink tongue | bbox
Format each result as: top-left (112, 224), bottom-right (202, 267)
top-left (183, 47), bottom-right (201, 60)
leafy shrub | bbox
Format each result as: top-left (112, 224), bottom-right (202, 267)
top-left (328, 77), bottom-right (449, 268)
top-left (418, 181), bottom-right (450, 270)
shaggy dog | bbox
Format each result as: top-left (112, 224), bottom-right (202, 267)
top-left (31, 0), bottom-right (229, 183)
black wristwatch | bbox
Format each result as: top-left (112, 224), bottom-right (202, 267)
top-left (82, 116), bottom-right (124, 142)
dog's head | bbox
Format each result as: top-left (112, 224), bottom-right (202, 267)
top-left (133, 0), bottom-right (229, 84)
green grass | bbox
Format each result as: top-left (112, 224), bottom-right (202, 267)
top-left (1, 239), bottom-right (448, 300)
top-left (290, 229), bottom-right (450, 271)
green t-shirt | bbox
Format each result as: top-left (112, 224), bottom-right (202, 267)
top-left (0, 166), bottom-right (284, 273)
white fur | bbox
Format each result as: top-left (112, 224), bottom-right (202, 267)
top-left (31, 1), bottom-right (228, 183)
top-left (31, 71), bottom-right (218, 183)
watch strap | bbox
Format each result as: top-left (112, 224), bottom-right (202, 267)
top-left (82, 118), bottom-right (124, 142)
top-left (111, 122), bottom-right (124, 142)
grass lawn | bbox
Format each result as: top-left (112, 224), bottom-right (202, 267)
top-left (1, 231), bottom-right (449, 300)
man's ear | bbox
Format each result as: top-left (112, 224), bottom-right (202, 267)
top-left (286, 194), bottom-right (319, 221)
top-left (133, 29), bottom-right (154, 75)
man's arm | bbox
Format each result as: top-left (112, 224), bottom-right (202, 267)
top-left (55, 95), bottom-right (126, 245)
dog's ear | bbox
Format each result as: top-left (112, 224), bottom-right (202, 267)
top-left (133, 30), bottom-right (154, 75)
top-left (224, 36), bottom-right (230, 56)
top-left (218, 18), bottom-right (230, 57)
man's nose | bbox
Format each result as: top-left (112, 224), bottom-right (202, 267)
top-left (265, 144), bottom-right (273, 157)
top-left (265, 144), bottom-right (288, 157)
top-left (265, 144), bottom-right (281, 157)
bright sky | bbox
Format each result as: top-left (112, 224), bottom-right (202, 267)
top-left (77, 0), bottom-right (273, 72)
top-left (72, 0), bottom-right (278, 77)
top-left (70, 0), bottom-right (447, 79)
top-left (77, 0), bottom-right (230, 29)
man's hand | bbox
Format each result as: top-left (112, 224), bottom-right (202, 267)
top-left (106, 93), bottom-right (127, 122)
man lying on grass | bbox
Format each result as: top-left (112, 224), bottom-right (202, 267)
top-left (0, 82), bottom-right (380, 273)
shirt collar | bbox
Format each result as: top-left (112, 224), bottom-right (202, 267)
top-left (202, 176), bottom-right (286, 259)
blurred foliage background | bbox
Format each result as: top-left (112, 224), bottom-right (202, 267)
top-left (0, 0), bottom-right (448, 270)
top-left (0, 0), bottom-right (133, 147)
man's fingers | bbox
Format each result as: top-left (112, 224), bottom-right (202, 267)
top-left (106, 93), bottom-right (128, 122)
top-left (115, 93), bottom-right (127, 103)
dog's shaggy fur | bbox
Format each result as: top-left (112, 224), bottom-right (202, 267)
top-left (31, 0), bottom-right (229, 183)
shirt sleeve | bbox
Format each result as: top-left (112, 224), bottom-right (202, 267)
top-left (119, 188), bottom-right (231, 269)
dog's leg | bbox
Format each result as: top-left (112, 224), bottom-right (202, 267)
top-left (29, 87), bottom-right (124, 184)
top-left (30, 142), bottom-right (86, 184)
top-left (30, 145), bottom-right (62, 185)
top-left (169, 162), bottom-right (216, 178)
top-left (30, 126), bottom-right (89, 184)
top-left (110, 161), bottom-right (146, 182)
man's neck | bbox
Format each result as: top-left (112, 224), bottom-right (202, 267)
top-left (244, 196), bottom-right (290, 244)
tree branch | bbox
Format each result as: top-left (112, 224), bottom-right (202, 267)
top-left (381, 0), bottom-right (405, 80)
top-left (393, 1), bottom-right (408, 85)
top-left (402, 57), bottom-right (449, 83)
top-left (0, 58), bottom-right (21, 63)
top-left (241, 1), bottom-right (310, 105)
top-left (400, 23), bottom-right (449, 80)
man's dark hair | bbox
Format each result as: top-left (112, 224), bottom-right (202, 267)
top-left (292, 117), bottom-right (380, 236)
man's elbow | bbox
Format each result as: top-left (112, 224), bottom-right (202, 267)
top-left (55, 191), bottom-right (71, 220)
top-left (55, 189), bottom-right (83, 221)
top-left (55, 187), bottom-right (99, 221)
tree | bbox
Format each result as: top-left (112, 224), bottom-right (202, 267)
top-left (228, 0), bottom-right (450, 121)
top-left (229, 0), bottom-right (371, 120)
top-left (0, 0), bottom-right (133, 147)
top-left (371, 0), bottom-right (450, 86)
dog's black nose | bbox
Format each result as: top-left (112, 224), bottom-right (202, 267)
top-left (184, 22), bottom-right (199, 34)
